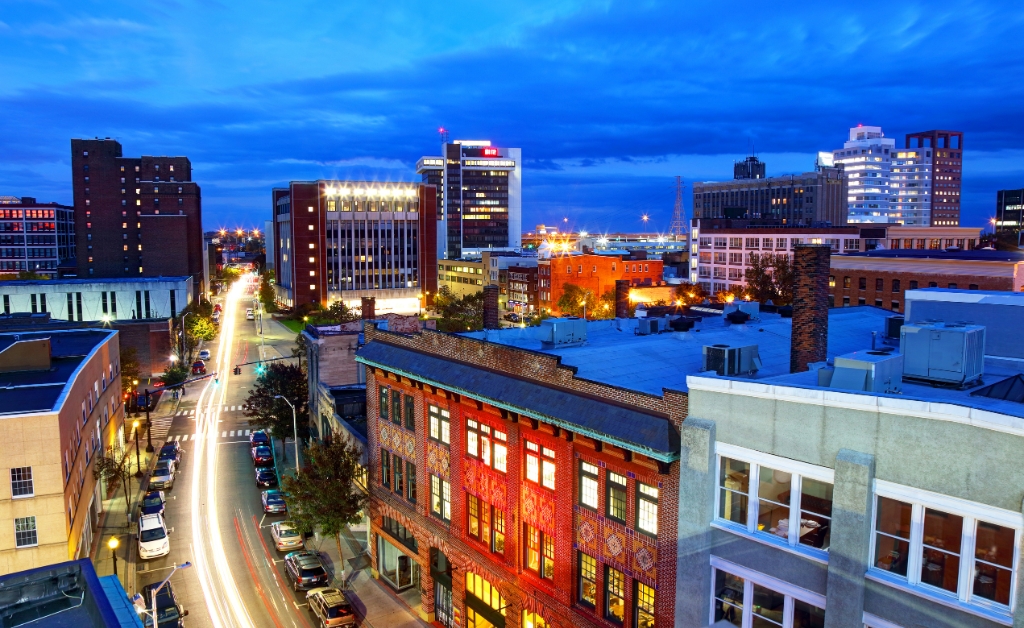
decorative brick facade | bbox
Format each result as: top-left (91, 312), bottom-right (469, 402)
top-left (539, 254), bottom-right (664, 315)
top-left (358, 325), bottom-right (683, 628)
top-left (790, 244), bottom-right (831, 373)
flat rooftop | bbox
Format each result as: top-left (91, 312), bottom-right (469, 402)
top-left (841, 250), bottom-right (1024, 262)
top-left (0, 276), bottom-right (190, 287)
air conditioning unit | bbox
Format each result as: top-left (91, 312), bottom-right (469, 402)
top-left (539, 318), bottom-right (588, 348)
top-left (637, 318), bottom-right (661, 336)
top-left (900, 322), bottom-right (985, 387)
top-left (831, 350), bottom-right (904, 394)
top-left (885, 315), bottom-right (904, 339)
top-left (702, 344), bottom-right (762, 376)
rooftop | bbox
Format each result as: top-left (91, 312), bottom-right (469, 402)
top-left (841, 250), bottom-right (1024, 262)
top-left (0, 276), bottom-right (191, 287)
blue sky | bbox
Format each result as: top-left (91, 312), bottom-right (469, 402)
top-left (1, 0), bottom-right (1022, 234)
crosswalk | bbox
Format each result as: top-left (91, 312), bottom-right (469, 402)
top-left (167, 429), bottom-right (252, 442)
top-left (175, 406), bottom-right (247, 416)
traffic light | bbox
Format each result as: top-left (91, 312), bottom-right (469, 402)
top-left (233, 366), bottom-right (241, 375)
top-left (255, 362), bottom-right (266, 376)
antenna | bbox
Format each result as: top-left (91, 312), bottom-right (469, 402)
top-left (438, 126), bottom-right (449, 144)
top-left (670, 176), bottom-right (686, 238)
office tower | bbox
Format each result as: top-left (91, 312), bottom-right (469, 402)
top-left (905, 130), bottom-right (964, 226)
top-left (0, 196), bottom-right (74, 276)
top-left (734, 156), bottom-right (766, 180)
top-left (831, 125), bottom-right (897, 224)
top-left (69, 139), bottom-right (204, 299)
top-left (417, 140), bottom-right (521, 260)
top-left (692, 169), bottom-right (847, 227)
top-left (271, 180), bottom-right (437, 311)
top-left (996, 188), bottom-right (1024, 237)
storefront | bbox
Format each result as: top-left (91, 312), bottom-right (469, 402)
top-left (431, 548), bottom-right (454, 628)
top-left (377, 534), bottom-right (419, 592)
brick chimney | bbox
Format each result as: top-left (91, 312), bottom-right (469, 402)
top-left (483, 284), bottom-right (500, 329)
top-left (790, 244), bottom-right (831, 373)
top-left (360, 297), bottom-right (376, 320)
top-left (615, 280), bottom-right (630, 318)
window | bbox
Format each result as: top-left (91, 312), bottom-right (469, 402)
top-left (579, 461), bottom-right (599, 510)
top-left (378, 386), bottom-right (389, 421)
top-left (493, 508), bottom-right (506, 554)
top-left (468, 494), bottom-right (481, 539)
top-left (716, 446), bottom-right (834, 553)
top-left (430, 475), bottom-right (451, 522)
top-left (406, 461), bottom-right (416, 502)
top-left (928, 282), bottom-right (938, 288)
top-left (870, 486), bottom-right (1019, 611)
top-left (381, 449), bottom-right (390, 488)
top-left (522, 611), bottom-right (547, 628)
top-left (875, 278), bottom-right (883, 291)
top-left (14, 516), bottom-right (37, 548)
top-left (393, 455), bottom-right (404, 495)
top-left (524, 441), bottom-right (555, 489)
top-left (465, 572), bottom-right (506, 617)
top-left (948, 283), bottom-right (957, 289)
top-left (892, 279), bottom-right (901, 292)
top-left (525, 524), bottom-right (554, 580)
top-left (635, 582), bottom-right (655, 628)
top-left (891, 302), bottom-right (900, 311)
top-left (606, 471), bottom-right (627, 522)
top-left (712, 563), bottom-right (825, 628)
top-left (828, 275), bottom-right (835, 288)
top-left (858, 277), bottom-right (867, 290)
top-left (466, 419), bottom-right (508, 471)
top-left (909, 280), bottom-right (919, 290)
top-left (429, 405), bottom-right (450, 445)
top-left (578, 552), bottom-right (597, 607)
top-left (391, 390), bottom-right (402, 425)
top-left (637, 483), bottom-right (658, 536)
top-left (970, 284), bottom-right (979, 290)
top-left (404, 395), bottom-right (415, 430)
top-left (11, 467), bottom-right (33, 497)
top-left (843, 276), bottom-right (851, 288)
top-left (604, 566), bottom-right (625, 624)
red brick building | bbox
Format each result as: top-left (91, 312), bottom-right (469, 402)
top-left (356, 325), bottom-right (682, 628)
top-left (506, 265), bottom-right (538, 313)
top-left (830, 250), bottom-right (1024, 312)
top-left (539, 253), bottom-right (664, 315)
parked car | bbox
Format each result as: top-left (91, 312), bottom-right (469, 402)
top-left (251, 445), bottom-right (273, 466)
top-left (191, 360), bottom-right (206, 375)
top-left (504, 313), bottom-right (520, 322)
top-left (213, 304), bottom-right (222, 313)
top-left (138, 513), bottom-right (170, 560)
top-left (249, 430), bottom-right (271, 447)
top-left (284, 550), bottom-right (329, 591)
top-left (198, 349), bottom-right (211, 360)
top-left (307, 587), bottom-right (357, 627)
top-left (255, 466), bottom-right (278, 488)
top-left (140, 581), bottom-right (188, 627)
top-left (246, 308), bottom-right (255, 320)
top-left (262, 489), bottom-right (287, 514)
top-left (151, 459), bottom-right (176, 490)
top-left (140, 490), bottom-right (166, 516)
top-left (270, 521), bottom-right (304, 551)
top-left (212, 312), bottom-right (221, 325)
top-left (158, 442), bottom-right (183, 464)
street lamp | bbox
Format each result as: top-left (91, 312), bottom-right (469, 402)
top-left (108, 536), bottom-right (119, 576)
top-left (133, 420), bottom-right (142, 478)
top-left (273, 395), bottom-right (300, 476)
top-left (132, 380), bottom-right (140, 417)
top-left (134, 562), bottom-right (192, 628)
top-left (418, 293), bottom-right (423, 316)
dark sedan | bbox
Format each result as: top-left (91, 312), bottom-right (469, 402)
top-left (284, 550), bottom-right (330, 591)
top-left (255, 466), bottom-right (278, 487)
top-left (251, 445), bottom-right (273, 465)
top-left (249, 430), bottom-right (270, 447)
top-left (158, 442), bottom-right (182, 464)
top-left (140, 490), bottom-right (165, 516)
top-left (262, 489), bottom-right (287, 514)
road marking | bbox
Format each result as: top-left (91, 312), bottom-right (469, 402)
top-left (219, 440), bottom-right (249, 444)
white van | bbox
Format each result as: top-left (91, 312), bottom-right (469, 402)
top-left (138, 513), bottom-right (170, 559)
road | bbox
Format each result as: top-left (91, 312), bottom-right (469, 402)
top-left (137, 277), bottom-right (320, 628)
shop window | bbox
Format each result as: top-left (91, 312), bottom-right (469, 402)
top-left (522, 611), bottom-right (548, 628)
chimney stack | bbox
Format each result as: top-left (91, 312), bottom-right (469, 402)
top-left (360, 297), bottom-right (376, 320)
top-left (483, 284), bottom-right (500, 329)
top-left (615, 280), bottom-right (630, 318)
top-left (790, 244), bottom-right (831, 373)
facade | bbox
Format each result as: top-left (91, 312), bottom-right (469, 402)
top-left (0, 196), bottom-right (75, 276)
top-left (733, 156), bottom-right (766, 180)
top-left (692, 169), bottom-right (847, 227)
top-left (831, 125), bottom-right (897, 224)
top-left (438, 259), bottom-right (487, 299)
top-left (0, 276), bottom-right (192, 322)
top-left (417, 141), bottom-right (522, 260)
top-left (830, 250), bottom-right (1024, 310)
top-left (996, 188), bottom-right (1024, 236)
top-left (0, 329), bottom-right (124, 574)
top-left (906, 130), bottom-right (964, 227)
top-left (538, 253), bottom-right (664, 315)
top-left (272, 180), bottom-right (437, 312)
top-left (69, 139), bottom-right (204, 300)
top-left (356, 325), bottom-right (682, 628)
top-left (506, 265), bottom-right (539, 313)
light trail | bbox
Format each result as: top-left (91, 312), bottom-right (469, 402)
top-left (190, 278), bottom-right (258, 628)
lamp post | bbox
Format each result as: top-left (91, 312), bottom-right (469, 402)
top-left (135, 562), bottom-right (192, 628)
top-left (132, 420), bottom-right (142, 477)
top-left (108, 536), bottom-right (119, 576)
top-left (274, 395), bottom-right (300, 475)
top-left (144, 389), bottom-right (153, 452)
top-left (133, 380), bottom-right (140, 417)
top-left (181, 312), bottom-right (192, 357)
top-left (418, 293), bottom-right (423, 317)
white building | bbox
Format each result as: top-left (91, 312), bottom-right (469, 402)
top-left (0, 276), bottom-right (192, 321)
top-left (832, 125), bottom-right (897, 224)
top-left (890, 148), bottom-right (933, 226)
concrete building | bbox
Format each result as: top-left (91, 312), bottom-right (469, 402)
top-left (0, 329), bottom-right (124, 574)
top-left (831, 125), bottom-right (897, 225)
top-left (0, 276), bottom-right (192, 322)
top-left (906, 130), bottom-right (964, 227)
top-left (996, 188), bottom-right (1024, 238)
top-left (692, 168), bottom-right (848, 227)
top-left (70, 139), bottom-right (204, 300)
top-left (438, 259), bottom-right (487, 299)
top-left (0, 196), bottom-right (75, 277)
top-left (417, 140), bottom-right (522, 260)
top-left (830, 250), bottom-right (1024, 311)
top-left (734, 156), bottom-right (766, 180)
top-left (271, 180), bottom-right (437, 312)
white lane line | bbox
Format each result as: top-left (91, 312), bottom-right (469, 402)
top-left (219, 440), bottom-right (249, 444)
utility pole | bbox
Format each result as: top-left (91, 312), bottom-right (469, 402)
top-left (670, 176), bottom-right (686, 238)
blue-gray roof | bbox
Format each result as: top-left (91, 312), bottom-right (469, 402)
top-left (356, 341), bottom-right (679, 461)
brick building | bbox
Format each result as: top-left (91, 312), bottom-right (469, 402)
top-left (830, 249), bottom-right (1024, 311)
top-left (356, 325), bottom-right (682, 628)
top-left (506, 265), bottom-right (538, 313)
top-left (539, 253), bottom-right (663, 315)
top-left (70, 139), bottom-right (205, 300)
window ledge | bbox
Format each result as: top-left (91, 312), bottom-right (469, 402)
top-left (865, 570), bottom-right (1011, 627)
top-left (11, 494), bottom-right (34, 500)
top-left (711, 520), bottom-right (829, 565)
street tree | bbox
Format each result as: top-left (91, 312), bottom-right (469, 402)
top-left (281, 439), bottom-right (368, 564)
top-left (433, 286), bottom-right (484, 332)
top-left (744, 253), bottom-right (778, 303)
top-left (672, 282), bottom-right (708, 304)
top-left (259, 272), bottom-right (277, 312)
top-left (187, 316), bottom-right (217, 343)
top-left (93, 443), bottom-right (135, 519)
top-left (244, 363), bottom-right (309, 461)
top-left (120, 346), bottom-right (140, 394)
top-left (324, 300), bottom-right (360, 324)
top-left (556, 283), bottom-right (597, 318)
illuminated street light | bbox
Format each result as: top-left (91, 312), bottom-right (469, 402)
top-left (579, 230), bottom-right (588, 238)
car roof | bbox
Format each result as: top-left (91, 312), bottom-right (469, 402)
top-left (275, 521), bottom-right (296, 530)
top-left (139, 514), bottom-right (163, 529)
top-left (288, 552), bottom-right (322, 567)
top-left (315, 588), bottom-right (349, 606)
top-left (143, 581), bottom-right (175, 602)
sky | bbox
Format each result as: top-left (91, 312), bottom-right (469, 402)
top-left (1, 0), bottom-right (1022, 235)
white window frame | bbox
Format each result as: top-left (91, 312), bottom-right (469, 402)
top-left (862, 613), bottom-right (904, 628)
top-left (709, 556), bottom-right (825, 628)
top-left (867, 479), bottom-right (1021, 622)
top-left (713, 443), bottom-right (834, 562)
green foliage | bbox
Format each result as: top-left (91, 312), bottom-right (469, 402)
top-left (742, 252), bottom-right (794, 305)
top-left (280, 439), bottom-right (368, 562)
top-left (556, 283), bottom-right (599, 318)
top-left (259, 273), bottom-right (277, 312)
top-left (163, 363), bottom-right (189, 387)
top-left (715, 285), bottom-right (748, 304)
top-left (92, 443), bottom-right (134, 517)
top-left (187, 316), bottom-right (216, 342)
top-left (120, 346), bottom-right (140, 393)
top-left (221, 267), bottom-right (242, 284)
top-left (673, 282), bottom-right (708, 304)
top-left (433, 285), bottom-right (484, 332)
top-left (244, 363), bottom-right (309, 461)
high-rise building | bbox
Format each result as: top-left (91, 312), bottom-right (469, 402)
top-left (905, 130), bottom-right (964, 226)
top-left (69, 139), bottom-right (205, 299)
top-left (996, 188), bottom-right (1024, 236)
top-left (692, 169), bottom-right (847, 227)
top-left (271, 180), bottom-right (437, 312)
top-left (831, 125), bottom-right (897, 224)
top-left (0, 196), bottom-right (74, 276)
top-left (734, 156), bottom-right (766, 180)
top-left (417, 140), bottom-right (521, 260)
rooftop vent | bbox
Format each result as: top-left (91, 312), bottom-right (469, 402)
top-left (900, 322), bottom-right (985, 387)
top-left (636, 318), bottom-right (663, 336)
top-left (725, 310), bottom-right (750, 325)
top-left (539, 317), bottom-right (587, 349)
top-left (702, 344), bottom-right (761, 376)
top-left (884, 315), bottom-right (905, 339)
top-left (828, 350), bottom-right (903, 394)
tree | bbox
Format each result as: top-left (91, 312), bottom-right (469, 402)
top-left (281, 440), bottom-right (368, 566)
top-left (433, 286), bottom-right (484, 332)
top-left (673, 282), bottom-right (708, 304)
top-left (772, 254), bottom-right (795, 305)
top-left (163, 362), bottom-right (189, 387)
top-left (715, 285), bottom-right (748, 303)
top-left (292, 332), bottom-right (308, 369)
top-left (259, 272), bottom-right (277, 313)
top-left (93, 443), bottom-right (134, 519)
top-left (556, 283), bottom-right (598, 318)
top-left (187, 316), bottom-right (216, 342)
top-left (221, 267), bottom-right (242, 284)
top-left (244, 363), bottom-right (309, 461)
top-left (120, 346), bottom-right (140, 394)
top-left (744, 253), bottom-right (777, 304)
top-left (323, 300), bottom-right (360, 325)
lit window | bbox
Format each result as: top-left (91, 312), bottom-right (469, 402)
top-left (606, 471), bottom-right (627, 522)
top-left (524, 440), bottom-right (555, 489)
top-left (522, 611), bottom-right (548, 628)
top-left (309, 270), bottom-right (315, 276)
top-left (604, 566), bottom-right (625, 624)
top-left (465, 572), bottom-right (506, 616)
top-left (428, 405), bottom-right (450, 445)
top-left (635, 582), bottom-right (655, 628)
top-left (713, 565), bottom-right (825, 627)
top-left (579, 461), bottom-right (599, 510)
top-left (378, 386), bottom-right (388, 420)
top-left (466, 419), bottom-right (507, 472)
top-left (637, 483), bottom-right (658, 535)
top-left (308, 257), bottom-right (315, 263)
top-left (309, 243), bottom-right (315, 249)
top-left (309, 284), bottom-right (315, 290)
top-left (430, 475), bottom-right (451, 522)
top-left (308, 206), bottom-right (314, 212)
top-left (380, 449), bottom-right (390, 488)
top-left (525, 524), bottom-right (554, 580)
top-left (578, 552), bottom-right (597, 607)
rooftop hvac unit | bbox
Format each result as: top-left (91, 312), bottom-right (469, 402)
top-left (539, 318), bottom-right (588, 349)
top-left (724, 301), bottom-right (760, 318)
top-left (637, 318), bottom-right (662, 336)
top-left (831, 350), bottom-right (904, 394)
top-left (899, 322), bottom-right (985, 387)
top-left (885, 315), bottom-right (905, 339)
top-left (702, 344), bottom-right (762, 376)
